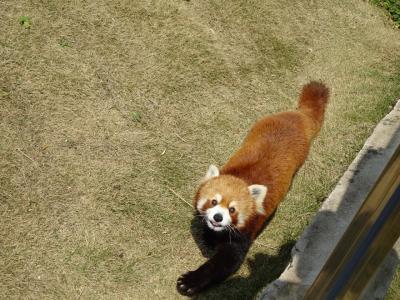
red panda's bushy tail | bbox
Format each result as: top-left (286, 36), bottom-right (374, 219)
top-left (298, 81), bottom-right (329, 134)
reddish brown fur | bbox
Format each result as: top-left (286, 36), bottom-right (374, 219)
top-left (298, 81), bottom-right (329, 135)
top-left (196, 81), bottom-right (329, 239)
top-left (195, 176), bottom-right (257, 228)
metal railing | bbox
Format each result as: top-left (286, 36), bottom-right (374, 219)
top-left (304, 144), bottom-right (400, 300)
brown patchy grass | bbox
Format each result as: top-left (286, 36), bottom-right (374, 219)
top-left (1, 0), bottom-right (400, 299)
top-left (387, 267), bottom-right (400, 300)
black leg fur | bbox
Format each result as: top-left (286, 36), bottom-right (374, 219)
top-left (177, 235), bottom-right (251, 296)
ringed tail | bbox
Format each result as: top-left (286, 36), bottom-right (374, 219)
top-left (298, 81), bottom-right (330, 135)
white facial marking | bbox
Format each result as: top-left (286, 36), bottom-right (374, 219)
top-left (214, 193), bottom-right (222, 203)
top-left (205, 205), bottom-right (232, 232)
top-left (238, 213), bottom-right (246, 226)
top-left (196, 197), bottom-right (207, 211)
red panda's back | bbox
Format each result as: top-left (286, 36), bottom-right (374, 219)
top-left (221, 110), bottom-right (313, 218)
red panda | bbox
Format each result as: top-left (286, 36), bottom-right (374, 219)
top-left (177, 81), bottom-right (329, 296)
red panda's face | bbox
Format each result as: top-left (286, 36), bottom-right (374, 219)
top-left (195, 165), bottom-right (267, 232)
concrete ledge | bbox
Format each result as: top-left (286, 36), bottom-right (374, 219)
top-left (258, 100), bottom-right (400, 300)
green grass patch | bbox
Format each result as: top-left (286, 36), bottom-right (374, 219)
top-left (59, 37), bottom-right (71, 48)
top-left (372, 0), bottom-right (400, 26)
top-left (19, 16), bottom-right (31, 29)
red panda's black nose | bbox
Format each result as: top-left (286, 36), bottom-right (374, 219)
top-left (213, 213), bottom-right (223, 222)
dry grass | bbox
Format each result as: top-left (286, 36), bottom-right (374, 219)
top-left (1, 0), bottom-right (400, 299)
top-left (387, 267), bottom-right (400, 300)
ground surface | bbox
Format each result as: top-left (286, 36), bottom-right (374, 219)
top-left (1, 1), bottom-right (400, 299)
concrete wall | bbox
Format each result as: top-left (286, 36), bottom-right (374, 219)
top-left (258, 101), bottom-right (400, 300)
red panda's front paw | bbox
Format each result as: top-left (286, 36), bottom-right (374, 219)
top-left (176, 271), bottom-right (208, 296)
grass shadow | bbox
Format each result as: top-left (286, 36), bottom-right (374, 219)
top-left (190, 238), bottom-right (295, 300)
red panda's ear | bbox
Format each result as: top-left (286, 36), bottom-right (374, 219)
top-left (203, 164), bottom-right (219, 181)
top-left (248, 185), bottom-right (267, 214)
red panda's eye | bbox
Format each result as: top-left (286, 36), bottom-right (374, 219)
top-left (211, 199), bottom-right (218, 206)
top-left (229, 207), bottom-right (235, 214)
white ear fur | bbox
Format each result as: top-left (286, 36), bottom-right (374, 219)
top-left (204, 164), bottom-right (219, 181)
top-left (248, 184), bottom-right (268, 214)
